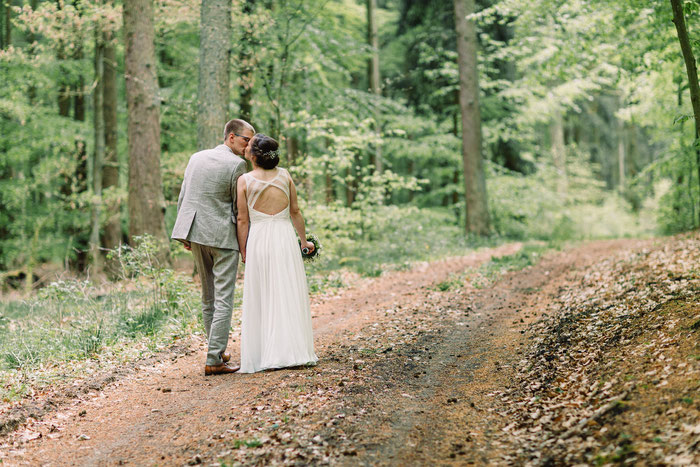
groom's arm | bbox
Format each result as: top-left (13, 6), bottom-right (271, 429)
top-left (230, 161), bottom-right (246, 223)
top-left (177, 161), bottom-right (191, 213)
top-left (177, 178), bottom-right (186, 213)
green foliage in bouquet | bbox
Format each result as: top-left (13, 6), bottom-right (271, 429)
top-left (299, 233), bottom-right (322, 262)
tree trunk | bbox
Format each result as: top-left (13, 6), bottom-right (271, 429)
top-left (73, 38), bottom-right (86, 122)
top-left (617, 118), bottom-right (625, 193)
top-left (124, 0), bottom-right (169, 259)
top-left (102, 31), bottom-right (121, 257)
top-left (286, 135), bottom-right (298, 167)
top-left (73, 78), bottom-right (85, 121)
top-left (90, 32), bottom-right (105, 273)
top-left (2, 0), bottom-right (10, 50)
top-left (198, 0), bottom-right (231, 150)
top-left (671, 0), bottom-right (700, 225)
top-left (345, 166), bottom-right (355, 207)
top-left (324, 166), bottom-right (333, 204)
top-left (408, 158), bottom-right (415, 202)
top-left (55, 1), bottom-right (71, 117)
top-left (550, 108), bottom-right (567, 195)
top-left (26, 0), bottom-right (38, 103)
top-left (73, 139), bottom-right (89, 271)
top-left (367, 0), bottom-right (382, 175)
top-left (239, 0), bottom-right (255, 124)
top-left (453, 0), bottom-right (490, 235)
top-left (0, 0), bottom-right (4, 50)
top-left (677, 75), bottom-right (697, 226)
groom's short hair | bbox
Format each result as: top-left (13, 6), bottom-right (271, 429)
top-left (223, 119), bottom-right (254, 140)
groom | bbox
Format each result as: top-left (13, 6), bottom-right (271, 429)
top-left (171, 119), bottom-right (254, 375)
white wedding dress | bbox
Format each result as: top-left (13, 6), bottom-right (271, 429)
top-left (238, 168), bottom-right (318, 373)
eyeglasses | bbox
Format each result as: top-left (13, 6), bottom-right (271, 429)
top-left (234, 133), bottom-right (251, 143)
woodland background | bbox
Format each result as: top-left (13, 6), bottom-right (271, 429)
top-left (1, 1), bottom-right (700, 460)
top-left (0, 0), bottom-right (699, 286)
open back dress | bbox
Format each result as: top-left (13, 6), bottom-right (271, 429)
top-left (238, 168), bottom-right (318, 373)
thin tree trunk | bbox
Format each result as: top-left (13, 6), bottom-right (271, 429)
top-left (239, 0), bottom-right (255, 123)
top-left (198, 0), bottom-right (231, 150)
top-left (73, 38), bottom-right (86, 122)
top-left (678, 77), bottom-right (697, 226)
top-left (408, 159), bottom-right (415, 202)
top-left (73, 78), bottom-right (85, 121)
top-left (124, 0), bottom-right (169, 260)
top-left (454, 0), bottom-right (490, 235)
top-left (617, 118), bottom-right (625, 193)
top-left (671, 0), bottom-right (700, 225)
top-left (345, 166), bottom-right (355, 207)
top-left (550, 108), bottom-right (567, 195)
top-left (324, 166), bottom-right (333, 204)
top-left (90, 32), bottom-right (105, 273)
top-left (55, 1), bottom-right (71, 117)
top-left (102, 31), bottom-right (121, 257)
top-left (0, 0), bottom-right (4, 50)
top-left (286, 135), bottom-right (298, 166)
top-left (2, 0), bottom-right (10, 50)
top-left (367, 0), bottom-right (382, 175)
top-left (324, 137), bottom-right (334, 204)
top-left (26, 0), bottom-right (38, 103)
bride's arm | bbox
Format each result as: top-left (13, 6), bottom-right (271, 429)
top-left (236, 180), bottom-right (250, 263)
top-left (288, 173), bottom-right (314, 253)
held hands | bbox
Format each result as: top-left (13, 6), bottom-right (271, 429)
top-left (301, 241), bottom-right (315, 255)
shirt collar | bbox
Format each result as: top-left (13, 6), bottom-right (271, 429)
top-left (216, 144), bottom-right (234, 155)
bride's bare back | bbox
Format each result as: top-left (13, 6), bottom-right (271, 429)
top-left (245, 168), bottom-right (290, 215)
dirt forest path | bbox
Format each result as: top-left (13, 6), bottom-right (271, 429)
top-left (1, 239), bottom-right (652, 466)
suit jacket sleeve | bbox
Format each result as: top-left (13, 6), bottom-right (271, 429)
top-left (177, 177), bottom-right (186, 213)
top-left (231, 161), bottom-right (246, 224)
top-left (177, 159), bottom-right (192, 213)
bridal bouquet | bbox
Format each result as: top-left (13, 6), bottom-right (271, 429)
top-left (300, 233), bottom-right (322, 262)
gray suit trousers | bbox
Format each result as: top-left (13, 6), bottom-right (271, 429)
top-left (190, 243), bottom-right (239, 366)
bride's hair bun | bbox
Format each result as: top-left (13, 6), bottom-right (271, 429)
top-left (250, 134), bottom-right (280, 170)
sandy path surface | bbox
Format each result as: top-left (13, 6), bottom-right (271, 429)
top-left (1, 239), bottom-right (649, 466)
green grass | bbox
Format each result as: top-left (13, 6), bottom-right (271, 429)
top-left (471, 243), bottom-right (550, 288)
top-left (305, 205), bottom-right (487, 279)
top-left (232, 439), bottom-right (263, 449)
top-left (434, 272), bottom-right (466, 291)
top-left (0, 238), bottom-right (202, 402)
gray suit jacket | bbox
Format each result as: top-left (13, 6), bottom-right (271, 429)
top-left (171, 144), bottom-right (246, 250)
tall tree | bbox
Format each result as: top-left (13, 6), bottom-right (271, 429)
top-left (453, 0), bottom-right (490, 235)
top-left (670, 0), bottom-right (700, 222)
top-left (1, 0), bottom-right (10, 50)
top-left (239, 0), bottom-right (255, 124)
top-left (617, 117), bottom-right (625, 193)
top-left (367, 0), bottom-right (382, 174)
top-left (198, 0), bottom-right (231, 150)
top-left (550, 108), bottom-right (567, 195)
top-left (90, 26), bottom-right (105, 272)
top-left (56, 1), bottom-right (70, 117)
top-left (102, 26), bottom-right (120, 259)
top-left (124, 0), bottom-right (169, 255)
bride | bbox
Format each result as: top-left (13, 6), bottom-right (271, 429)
top-left (236, 134), bottom-right (318, 373)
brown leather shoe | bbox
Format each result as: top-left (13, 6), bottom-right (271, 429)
top-left (204, 363), bottom-right (240, 376)
top-left (221, 352), bottom-right (231, 363)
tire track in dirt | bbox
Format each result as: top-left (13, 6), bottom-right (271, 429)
top-left (338, 239), bottom-right (651, 466)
